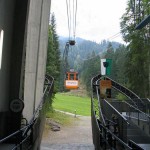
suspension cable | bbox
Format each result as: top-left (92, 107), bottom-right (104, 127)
top-left (66, 0), bottom-right (71, 40)
top-left (66, 0), bottom-right (78, 41)
top-left (74, 0), bottom-right (78, 40)
top-left (73, 0), bottom-right (75, 39)
top-left (64, 0), bottom-right (78, 73)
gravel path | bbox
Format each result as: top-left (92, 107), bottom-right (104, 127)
top-left (41, 116), bottom-right (94, 150)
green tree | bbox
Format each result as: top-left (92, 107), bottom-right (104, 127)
top-left (46, 13), bottom-right (61, 94)
top-left (120, 0), bottom-right (150, 97)
top-left (114, 45), bottom-right (127, 85)
top-left (81, 52), bottom-right (100, 95)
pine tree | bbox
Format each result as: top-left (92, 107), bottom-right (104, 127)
top-left (46, 13), bottom-right (61, 94)
top-left (120, 0), bottom-right (150, 98)
top-left (81, 52), bottom-right (100, 95)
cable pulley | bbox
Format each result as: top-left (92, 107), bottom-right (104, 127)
top-left (69, 40), bottom-right (76, 46)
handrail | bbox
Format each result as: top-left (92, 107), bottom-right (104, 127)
top-left (11, 135), bottom-right (31, 150)
top-left (0, 124), bottom-right (31, 143)
top-left (146, 98), bottom-right (150, 102)
top-left (91, 74), bottom-right (130, 125)
top-left (125, 101), bottom-right (150, 119)
top-left (91, 99), bottom-right (133, 150)
top-left (104, 76), bottom-right (144, 106)
top-left (0, 74), bottom-right (54, 149)
top-left (91, 74), bottom-right (146, 108)
top-left (103, 99), bottom-right (129, 124)
top-left (91, 74), bottom-right (106, 126)
top-left (91, 74), bottom-right (144, 108)
top-left (100, 123), bottom-right (132, 150)
top-left (91, 74), bottom-right (101, 86)
top-left (91, 74), bottom-right (146, 150)
top-left (128, 140), bottom-right (144, 150)
top-left (95, 80), bottom-right (106, 126)
top-left (124, 101), bottom-right (150, 124)
top-left (23, 74), bottom-right (54, 136)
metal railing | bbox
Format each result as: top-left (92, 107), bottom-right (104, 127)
top-left (123, 101), bottom-right (150, 136)
top-left (104, 76), bottom-right (145, 109)
top-left (91, 94), bottom-right (134, 150)
top-left (0, 74), bottom-right (54, 150)
top-left (109, 100), bottom-right (150, 123)
top-left (101, 99), bottom-right (129, 143)
top-left (91, 74), bottom-right (145, 150)
top-left (95, 80), bottom-right (106, 126)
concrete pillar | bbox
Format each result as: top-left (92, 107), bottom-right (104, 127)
top-left (35, 0), bottom-right (51, 108)
top-left (23, 0), bottom-right (51, 121)
top-left (34, 1), bottom-right (51, 148)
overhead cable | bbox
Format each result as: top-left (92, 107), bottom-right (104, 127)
top-left (66, 0), bottom-right (78, 40)
top-left (66, 0), bottom-right (71, 39)
top-left (107, 32), bottom-right (121, 40)
top-left (74, 0), bottom-right (78, 39)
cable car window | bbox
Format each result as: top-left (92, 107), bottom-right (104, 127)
top-left (76, 74), bottom-right (78, 80)
top-left (66, 73), bottom-right (68, 80)
top-left (70, 73), bottom-right (74, 80)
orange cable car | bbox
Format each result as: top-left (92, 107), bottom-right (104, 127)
top-left (65, 71), bottom-right (79, 89)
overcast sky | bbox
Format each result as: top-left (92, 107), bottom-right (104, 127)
top-left (50, 0), bottom-right (128, 44)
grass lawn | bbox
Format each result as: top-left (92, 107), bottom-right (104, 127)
top-left (46, 110), bottom-right (75, 126)
top-left (53, 93), bottom-right (91, 116)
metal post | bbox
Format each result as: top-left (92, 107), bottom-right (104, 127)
top-left (129, 106), bottom-right (131, 119)
top-left (138, 111), bottom-right (139, 125)
top-left (74, 110), bottom-right (76, 118)
top-left (149, 117), bottom-right (150, 135)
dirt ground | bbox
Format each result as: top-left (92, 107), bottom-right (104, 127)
top-left (41, 116), bottom-right (94, 150)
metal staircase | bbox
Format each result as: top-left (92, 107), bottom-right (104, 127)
top-left (91, 74), bottom-right (150, 150)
